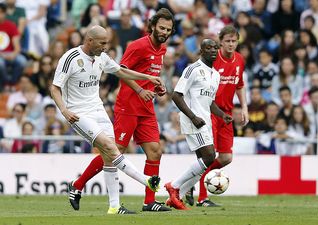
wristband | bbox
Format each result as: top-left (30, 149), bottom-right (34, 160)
top-left (136, 88), bottom-right (144, 94)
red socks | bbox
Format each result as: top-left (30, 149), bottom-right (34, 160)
top-left (73, 155), bottom-right (104, 190)
top-left (198, 159), bottom-right (222, 202)
top-left (143, 160), bottom-right (160, 204)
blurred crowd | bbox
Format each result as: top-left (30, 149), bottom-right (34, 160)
top-left (0, 0), bottom-right (317, 155)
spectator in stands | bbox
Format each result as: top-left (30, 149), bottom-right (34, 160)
top-left (234, 11), bottom-right (262, 48)
top-left (6, 75), bottom-right (42, 113)
top-left (115, 9), bottom-right (142, 52)
top-left (34, 103), bottom-right (58, 135)
top-left (257, 117), bottom-right (293, 154)
top-left (288, 105), bottom-right (314, 155)
top-left (277, 86), bottom-right (296, 122)
top-left (2, 103), bottom-right (26, 151)
top-left (298, 29), bottom-right (318, 60)
top-left (30, 55), bottom-right (54, 97)
top-left (303, 87), bottom-right (318, 152)
top-left (302, 72), bottom-right (318, 105)
top-left (49, 40), bottom-right (67, 69)
top-left (4, 0), bottom-right (27, 51)
top-left (154, 93), bottom-right (175, 131)
top-left (258, 101), bottom-right (279, 132)
top-left (16, 0), bottom-right (50, 57)
top-left (67, 30), bottom-right (83, 49)
top-left (71, 0), bottom-right (96, 29)
top-left (237, 43), bottom-right (255, 84)
top-left (160, 49), bottom-right (179, 93)
top-left (278, 29), bottom-right (296, 60)
top-left (303, 15), bottom-right (318, 41)
top-left (231, 104), bottom-right (244, 137)
top-left (293, 42), bottom-right (308, 77)
top-left (0, 3), bottom-right (27, 88)
top-left (42, 118), bottom-right (69, 153)
top-left (247, 0), bottom-right (272, 40)
top-left (271, 0), bottom-right (300, 34)
top-left (248, 86), bottom-right (267, 130)
top-left (105, 26), bottom-right (122, 63)
top-left (11, 121), bottom-right (40, 153)
top-left (271, 56), bottom-right (304, 105)
top-left (217, 2), bottom-right (233, 25)
top-left (300, 0), bottom-right (318, 29)
top-left (79, 3), bottom-right (106, 35)
top-left (252, 48), bottom-right (279, 100)
top-left (162, 109), bottom-right (189, 154)
top-left (105, 0), bottom-right (140, 22)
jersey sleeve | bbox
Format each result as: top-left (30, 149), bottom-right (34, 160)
top-left (52, 53), bottom-right (73, 88)
top-left (174, 66), bottom-right (196, 95)
top-left (101, 53), bottom-right (120, 73)
top-left (212, 71), bottom-right (221, 101)
top-left (236, 54), bottom-right (245, 89)
top-left (120, 43), bottom-right (140, 69)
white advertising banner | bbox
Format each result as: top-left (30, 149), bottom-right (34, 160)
top-left (0, 154), bottom-right (317, 196)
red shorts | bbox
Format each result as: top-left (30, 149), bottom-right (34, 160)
top-left (211, 114), bottom-right (233, 153)
top-left (114, 114), bottom-right (160, 147)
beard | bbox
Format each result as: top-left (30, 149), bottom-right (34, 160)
top-left (153, 28), bottom-right (169, 44)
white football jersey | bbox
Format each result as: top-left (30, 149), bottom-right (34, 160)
top-left (174, 59), bottom-right (220, 134)
top-left (53, 46), bottom-right (120, 115)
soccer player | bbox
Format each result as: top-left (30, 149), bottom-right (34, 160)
top-left (164, 39), bottom-right (232, 210)
top-left (50, 25), bottom-right (163, 214)
top-left (68, 8), bottom-right (175, 212)
top-left (181, 25), bottom-right (249, 207)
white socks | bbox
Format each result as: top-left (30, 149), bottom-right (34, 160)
top-left (171, 158), bottom-right (206, 189)
top-left (103, 166), bottom-right (120, 208)
top-left (112, 154), bottom-right (147, 186)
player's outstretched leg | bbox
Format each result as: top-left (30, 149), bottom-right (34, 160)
top-left (68, 182), bottom-right (82, 210)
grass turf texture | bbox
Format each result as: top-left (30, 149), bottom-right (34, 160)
top-left (0, 195), bottom-right (317, 225)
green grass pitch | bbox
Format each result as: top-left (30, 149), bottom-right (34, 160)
top-left (0, 195), bottom-right (317, 225)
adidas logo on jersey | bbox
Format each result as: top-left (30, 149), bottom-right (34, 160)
top-left (80, 68), bottom-right (86, 72)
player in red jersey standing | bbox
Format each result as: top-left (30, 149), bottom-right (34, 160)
top-left (180, 25), bottom-right (249, 207)
top-left (68, 8), bottom-right (174, 212)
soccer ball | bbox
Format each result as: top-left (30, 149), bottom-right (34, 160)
top-left (204, 169), bottom-right (229, 195)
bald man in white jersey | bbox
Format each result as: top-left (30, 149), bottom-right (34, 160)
top-left (164, 39), bottom-right (233, 210)
top-left (50, 25), bottom-right (162, 214)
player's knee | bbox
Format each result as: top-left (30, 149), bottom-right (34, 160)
top-left (218, 154), bottom-right (232, 166)
top-left (202, 151), bottom-right (216, 167)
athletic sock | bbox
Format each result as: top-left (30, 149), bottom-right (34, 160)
top-left (112, 154), bottom-right (147, 186)
top-left (171, 158), bottom-right (207, 189)
top-left (179, 175), bottom-right (201, 199)
top-left (198, 159), bottom-right (222, 202)
top-left (73, 154), bottom-right (104, 190)
top-left (103, 166), bottom-right (120, 208)
top-left (144, 160), bottom-right (160, 204)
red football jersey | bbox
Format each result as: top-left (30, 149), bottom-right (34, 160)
top-left (213, 50), bottom-right (245, 113)
top-left (115, 36), bottom-right (166, 116)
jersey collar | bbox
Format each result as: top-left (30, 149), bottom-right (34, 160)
top-left (218, 49), bottom-right (236, 63)
top-left (198, 59), bottom-right (213, 72)
top-left (147, 35), bottom-right (163, 52)
top-left (78, 46), bottom-right (95, 63)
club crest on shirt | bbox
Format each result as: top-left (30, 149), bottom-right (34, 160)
top-left (150, 55), bottom-right (155, 60)
top-left (218, 68), bottom-right (224, 73)
top-left (77, 59), bottom-right (84, 67)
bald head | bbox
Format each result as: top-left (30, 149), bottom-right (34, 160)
top-left (86, 25), bottom-right (107, 39)
top-left (82, 25), bottom-right (109, 56)
top-left (201, 39), bottom-right (214, 49)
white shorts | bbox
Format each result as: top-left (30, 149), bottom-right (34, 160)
top-left (185, 127), bottom-right (214, 152)
top-left (71, 108), bottom-right (114, 144)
